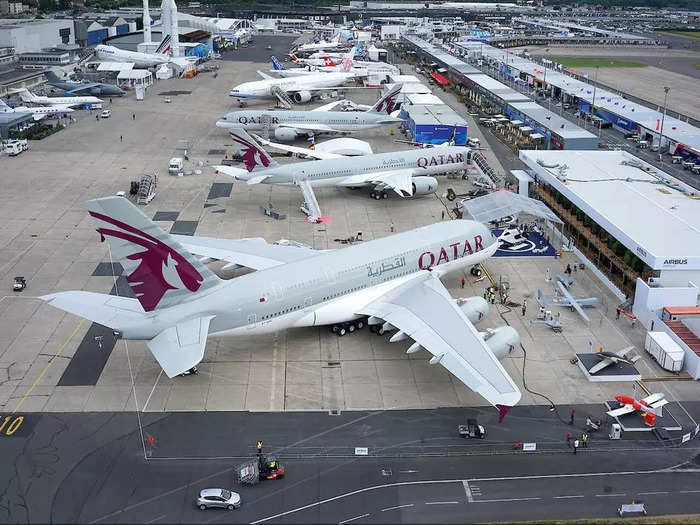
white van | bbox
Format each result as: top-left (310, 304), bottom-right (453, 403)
top-left (168, 157), bottom-right (184, 174)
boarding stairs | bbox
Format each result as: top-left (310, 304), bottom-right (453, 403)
top-left (261, 114), bottom-right (272, 140)
top-left (136, 172), bottom-right (157, 204)
top-left (472, 152), bottom-right (501, 189)
top-left (296, 179), bottom-right (322, 223)
top-left (271, 86), bottom-right (293, 109)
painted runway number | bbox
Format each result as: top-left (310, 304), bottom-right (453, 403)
top-left (0, 415), bottom-right (24, 436)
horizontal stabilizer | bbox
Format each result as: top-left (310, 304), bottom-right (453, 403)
top-left (41, 291), bottom-right (144, 328)
top-left (147, 316), bottom-right (214, 378)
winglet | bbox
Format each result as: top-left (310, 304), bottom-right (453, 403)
top-left (497, 404), bottom-right (511, 423)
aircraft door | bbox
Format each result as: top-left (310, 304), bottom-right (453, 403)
top-left (246, 313), bottom-right (257, 329)
top-left (303, 296), bottom-right (312, 308)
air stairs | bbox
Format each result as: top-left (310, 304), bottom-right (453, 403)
top-left (472, 151), bottom-right (501, 189)
top-left (136, 172), bottom-right (157, 204)
top-left (270, 86), bottom-right (293, 109)
top-left (297, 179), bottom-right (322, 223)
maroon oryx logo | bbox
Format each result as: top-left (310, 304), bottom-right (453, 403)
top-left (230, 133), bottom-right (272, 172)
top-left (376, 92), bottom-right (396, 114)
top-left (90, 211), bottom-right (203, 312)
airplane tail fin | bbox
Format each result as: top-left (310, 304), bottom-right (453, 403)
top-left (290, 53), bottom-right (301, 63)
top-left (17, 89), bottom-right (36, 103)
top-left (368, 83), bottom-right (401, 114)
top-left (340, 57), bottom-right (353, 72)
top-left (155, 34), bottom-right (172, 55)
top-left (323, 56), bottom-right (337, 67)
top-left (85, 196), bottom-right (221, 312)
top-left (227, 128), bottom-right (279, 173)
top-left (44, 70), bottom-right (60, 83)
top-left (271, 55), bottom-right (285, 70)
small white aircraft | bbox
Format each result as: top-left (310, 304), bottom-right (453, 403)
top-left (15, 88), bottom-right (102, 108)
top-left (0, 99), bottom-right (73, 121)
top-left (294, 33), bottom-right (347, 54)
top-left (588, 346), bottom-right (640, 374)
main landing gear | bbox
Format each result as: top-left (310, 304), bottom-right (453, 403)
top-left (369, 324), bottom-right (386, 336)
top-left (331, 318), bottom-right (366, 337)
top-left (369, 190), bottom-right (388, 200)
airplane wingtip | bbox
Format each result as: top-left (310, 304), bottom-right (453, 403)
top-left (496, 404), bottom-right (511, 423)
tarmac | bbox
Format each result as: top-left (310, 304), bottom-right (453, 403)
top-left (1, 34), bottom-right (700, 523)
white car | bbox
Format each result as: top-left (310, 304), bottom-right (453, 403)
top-left (101, 109), bottom-right (111, 118)
top-left (196, 488), bottom-right (241, 510)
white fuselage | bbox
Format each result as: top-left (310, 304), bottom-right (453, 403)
top-left (95, 44), bottom-right (170, 68)
top-left (217, 109), bottom-right (398, 134)
top-left (230, 72), bottom-right (355, 100)
top-left (115, 220), bottom-right (497, 340)
top-left (239, 146), bottom-right (468, 187)
top-left (4, 105), bottom-right (73, 119)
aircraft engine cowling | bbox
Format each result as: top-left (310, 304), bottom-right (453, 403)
top-left (293, 90), bottom-right (312, 103)
top-left (274, 127), bottom-right (298, 142)
top-left (455, 297), bottom-right (489, 324)
top-left (483, 326), bottom-right (520, 360)
top-left (411, 176), bottom-right (438, 196)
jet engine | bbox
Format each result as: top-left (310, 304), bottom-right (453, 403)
top-left (482, 326), bottom-right (520, 360)
top-left (455, 297), bottom-right (489, 324)
top-left (411, 176), bottom-right (438, 196)
top-left (274, 127), bottom-right (298, 142)
top-left (293, 91), bottom-right (312, 103)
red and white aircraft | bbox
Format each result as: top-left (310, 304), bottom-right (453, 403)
top-left (607, 392), bottom-right (668, 426)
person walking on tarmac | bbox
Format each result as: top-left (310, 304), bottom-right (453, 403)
top-left (522, 299), bottom-right (527, 316)
top-left (566, 432), bottom-right (572, 448)
top-left (461, 277), bottom-right (466, 289)
top-left (573, 439), bottom-right (579, 454)
top-left (570, 409), bottom-right (575, 425)
top-left (256, 440), bottom-right (263, 455)
top-left (582, 432), bottom-right (588, 448)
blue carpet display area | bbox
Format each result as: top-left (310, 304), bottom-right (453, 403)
top-left (491, 229), bottom-right (557, 257)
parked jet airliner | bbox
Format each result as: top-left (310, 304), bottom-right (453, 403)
top-left (216, 83), bottom-right (402, 141)
top-left (41, 196), bottom-right (521, 419)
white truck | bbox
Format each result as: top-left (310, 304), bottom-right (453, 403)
top-left (168, 157), bottom-right (184, 174)
top-left (645, 331), bottom-right (685, 373)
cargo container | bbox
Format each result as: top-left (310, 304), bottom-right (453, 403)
top-left (645, 331), bottom-right (684, 373)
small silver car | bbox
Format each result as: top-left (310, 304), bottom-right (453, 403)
top-left (196, 488), bottom-right (241, 510)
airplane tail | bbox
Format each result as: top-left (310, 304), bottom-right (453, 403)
top-left (17, 89), bottom-right (37, 103)
top-left (155, 34), bottom-right (172, 55)
top-left (340, 57), bottom-right (353, 73)
top-left (271, 55), bottom-right (285, 70)
top-left (368, 83), bottom-right (401, 114)
top-left (44, 70), bottom-right (60, 83)
top-left (227, 128), bottom-right (279, 175)
top-left (84, 196), bottom-right (221, 312)
top-left (290, 53), bottom-right (301, 63)
top-left (323, 56), bottom-right (337, 67)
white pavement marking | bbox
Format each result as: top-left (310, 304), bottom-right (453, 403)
top-left (381, 504), bottom-right (414, 512)
top-left (142, 369), bottom-right (163, 412)
top-left (425, 501), bottom-right (459, 505)
top-left (475, 497), bottom-right (541, 503)
top-left (463, 480), bottom-right (473, 503)
top-left (595, 493), bottom-right (626, 497)
top-left (553, 495), bottom-right (585, 499)
top-left (339, 513), bottom-right (370, 524)
top-left (637, 491), bottom-right (668, 495)
top-left (400, 470), bottom-right (418, 473)
top-left (681, 490), bottom-right (700, 494)
top-left (145, 514), bottom-right (167, 524)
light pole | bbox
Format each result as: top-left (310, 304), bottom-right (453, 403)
top-left (658, 86), bottom-right (670, 161)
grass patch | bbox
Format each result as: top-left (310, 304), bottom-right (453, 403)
top-left (695, 63), bottom-right (700, 70)
top-left (662, 30), bottom-right (700, 39)
top-left (550, 57), bottom-right (647, 68)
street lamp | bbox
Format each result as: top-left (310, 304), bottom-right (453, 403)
top-left (658, 86), bottom-right (670, 161)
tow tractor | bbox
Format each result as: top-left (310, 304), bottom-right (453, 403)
top-left (458, 418), bottom-right (487, 439)
top-left (236, 455), bottom-right (285, 485)
top-left (13, 277), bottom-right (26, 292)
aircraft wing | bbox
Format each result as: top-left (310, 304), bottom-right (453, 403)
top-left (32, 114), bottom-right (46, 121)
top-left (171, 235), bottom-right (319, 270)
top-left (257, 70), bottom-right (273, 80)
top-left (588, 357), bottom-right (613, 375)
top-left (252, 134), bottom-right (344, 159)
top-left (312, 100), bottom-right (344, 112)
top-left (65, 83), bottom-right (100, 95)
top-left (358, 272), bottom-right (521, 414)
top-left (97, 62), bottom-right (134, 71)
top-left (148, 316), bottom-right (215, 378)
top-left (337, 169), bottom-right (413, 197)
top-left (607, 404), bottom-right (636, 418)
top-left (278, 122), bottom-right (341, 134)
top-left (557, 281), bottom-right (590, 323)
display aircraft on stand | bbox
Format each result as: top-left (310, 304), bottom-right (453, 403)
top-left (0, 99), bottom-right (73, 121)
top-left (15, 88), bottom-right (102, 108)
top-left (215, 129), bottom-right (465, 222)
top-left (41, 196), bottom-right (522, 420)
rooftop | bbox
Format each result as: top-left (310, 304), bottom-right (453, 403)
top-left (510, 101), bottom-right (598, 140)
top-left (520, 149), bottom-right (700, 271)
